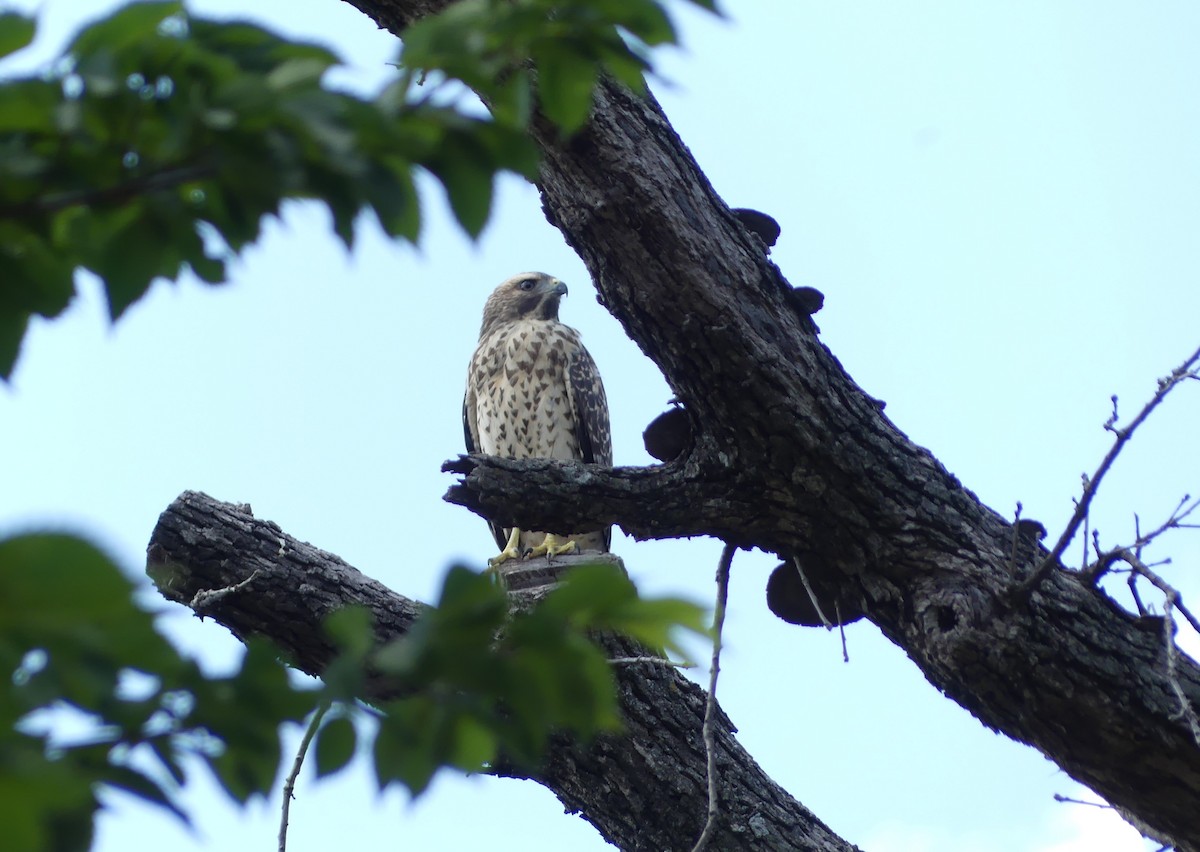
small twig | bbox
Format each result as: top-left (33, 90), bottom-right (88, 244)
top-left (691, 542), bottom-right (736, 852)
top-left (1120, 550), bottom-right (1200, 637)
top-left (1007, 502), bottom-right (1024, 572)
top-left (609, 656), bottom-right (695, 669)
top-left (1128, 572), bottom-right (1148, 617)
top-left (1162, 591), bottom-right (1200, 748)
top-left (791, 556), bottom-right (833, 629)
top-left (1080, 505), bottom-right (1090, 573)
top-left (0, 161), bottom-right (216, 219)
top-left (190, 570), bottom-right (261, 611)
top-left (1136, 495), bottom-right (1200, 549)
top-left (1053, 793), bottom-right (1112, 809)
top-left (279, 702), bottom-right (331, 852)
top-left (835, 601), bottom-right (849, 663)
top-left (1098, 549), bottom-right (1200, 749)
top-left (1019, 343), bottom-right (1200, 596)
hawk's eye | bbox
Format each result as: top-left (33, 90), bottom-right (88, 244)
top-left (518, 278), bottom-right (537, 291)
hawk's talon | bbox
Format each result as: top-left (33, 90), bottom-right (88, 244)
top-left (487, 527), bottom-right (524, 568)
top-left (527, 533), bottom-right (578, 561)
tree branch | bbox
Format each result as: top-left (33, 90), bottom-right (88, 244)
top-left (147, 491), bottom-right (859, 852)
top-left (325, 1), bottom-right (1200, 845)
top-left (0, 162), bottom-right (215, 219)
top-left (692, 542), bottom-right (736, 852)
top-left (442, 455), bottom-right (757, 544)
top-left (1022, 343), bottom-right (1200, 593)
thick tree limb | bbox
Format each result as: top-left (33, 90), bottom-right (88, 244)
top-left (267, 1), bottom-right (1200, 846)
top-left (442, 455), bottom-right (760, 544)
top-left (147, 491), bottom-right (859, 852)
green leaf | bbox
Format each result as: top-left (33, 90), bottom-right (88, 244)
top-left (427, 146), bottom-right (494, 239)
top-left (323, 605), bottom-right (375, 659)
top-left (0, 12), bottom-right (36, 62)
top-left (0, 533), bottom-right (176, 674)
top-left (373, 699), bottom-right (439, 796)
top-left (363, 158), bottom-right (420, 241)
top-left (314, 714), bottom-right (357, 778)
top-left (533, 41), bottom-right (599, 133)
top-left (0, 739), bottom-right (98, 852)
top-left (448, 713), bottom-right (496, 772)
top-left (102, 764), bottom-right (187, 824)
top-left (616, 1), bottom-right (677, 46)
top-left (0, 222), bottom-right (77, 319)
top-left (188, 253), bottom-right (227, 284)
top-left (266, 57), bottom-right (331, 91)
top-left (0, 310), bottom-right (28, 380)
top-left (68, 1), bottom-right (182, 60)
top-left (541, 562), bottom-right (709, 659)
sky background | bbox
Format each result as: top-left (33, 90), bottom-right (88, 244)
top-left (3, 1), bottom-right (1199, 850)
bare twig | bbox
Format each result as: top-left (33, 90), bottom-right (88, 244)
top-left (1019, 343), bottom-right (1200, 595)
top-left (190, 570), bottom-right (261, 611)
top-left (791, 556), bottom-right (832, 629)
top-left (1080, 505), bottom-right (1090, 573)
top-left (1095, 548), bottom-right (1200, 749)
top-left (279, 702), bottom-right (330, 852)
top-left (609, 656), bottom-right (695, 669)
top-left (1128, 572), bottom-right (1148, 617)
top-left (0, 161), bottom-right (216, 219)
top-left (835, 601), bottom-right (849, 663)
top-left (1162, 591), bottom-right (1200, 749)
top-left (1007, 502), bottom-right (1024, 572)
top-left (1137, 495), bottom-right (1200, 548)
top-left (1053, 793), bottom-right (1112, 809)
top-left (691, 542), bottom-right (736, 852)
top-left (1124, 554), bottom-right (1200, 641)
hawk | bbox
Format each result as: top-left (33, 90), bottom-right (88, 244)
top-left (463, 272), bottom-right (612, 565)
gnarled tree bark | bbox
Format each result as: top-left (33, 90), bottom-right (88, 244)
top-left (147, 491), bottom-right (858, 851)
top-left (151, 1), bottom-right (1200, 848)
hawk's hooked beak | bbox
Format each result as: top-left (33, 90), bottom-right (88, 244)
top-left (551, 280), bottom-right (568, 297)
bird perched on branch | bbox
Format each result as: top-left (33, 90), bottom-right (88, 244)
top-left (463, 272), bottom-right (612, 565)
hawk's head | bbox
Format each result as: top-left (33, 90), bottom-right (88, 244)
top-left (479, 272), bottom-right (568, 338)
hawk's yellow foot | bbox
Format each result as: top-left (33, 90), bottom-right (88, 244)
top-left (527, 533), bottom-right (577, 560)
top-left (488, 527), bottom-right (524, 568)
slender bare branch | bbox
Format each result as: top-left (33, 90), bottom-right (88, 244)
top-left (0, 162), bottom-right (216, 218)
top-left (792, 555), bottom-right (833, 629)
top-left (1162, 591), bottom-right (1200, 749)
top-left (279, 702), bottom-right (330, 852)
top-left (1021, 343), bottom-right (1200, 593)
top-left (691, 543), bottom-right (736, 852)
top-left (608, 656), bottom-right (694, 669)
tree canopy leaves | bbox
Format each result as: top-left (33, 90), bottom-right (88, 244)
top-left (0, 0), bottom-right (717, 847)
top-left (0, 0), bottom-right (716, 379)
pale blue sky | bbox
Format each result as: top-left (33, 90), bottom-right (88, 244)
top-left (3, 2), bottom-right (1198, 850)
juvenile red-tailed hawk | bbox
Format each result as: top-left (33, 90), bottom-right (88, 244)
top-left (463, 272), bottom-right (612, 565)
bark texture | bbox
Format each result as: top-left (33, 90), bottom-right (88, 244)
top-left (147, 491), bottom-right (858, 851)
top-left (335, 2), bottom-right (1199, 848)
top-left (159, 1), bottom-right (1200, 847)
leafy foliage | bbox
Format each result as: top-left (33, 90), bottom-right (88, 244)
top-left (1, 0), bottom-right (718, 848)
top-left (0, 1), bottom-right (535, 377)
top-left (400, 0), bottom-right (719, 131)
top-left (1, 537), bottom-right (705, 850)
top-left (0, 0), bottom-right (718, 380)
top-left (0, 534), bottom-right (315, 852)
top-left (369, 564), bottom-right (705, 792)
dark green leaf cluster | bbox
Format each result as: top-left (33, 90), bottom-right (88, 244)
top-left (402, 0), bottom-right (718, 132)
top-left (0, 1), bottom-right (539, 377)
top-left (0, 534), bottom-right (314, 852)
top-left (1, 1), bottom-right (717, 846)
top-left (315, 563), bottom-right (708, 795)
top-left (0, 0), bottom-right (720, 378)
top-left (1, 535), bottom-right (707, 849)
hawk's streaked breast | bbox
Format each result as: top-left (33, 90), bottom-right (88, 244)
top-left (463, 272), bottom-right (612, 555)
